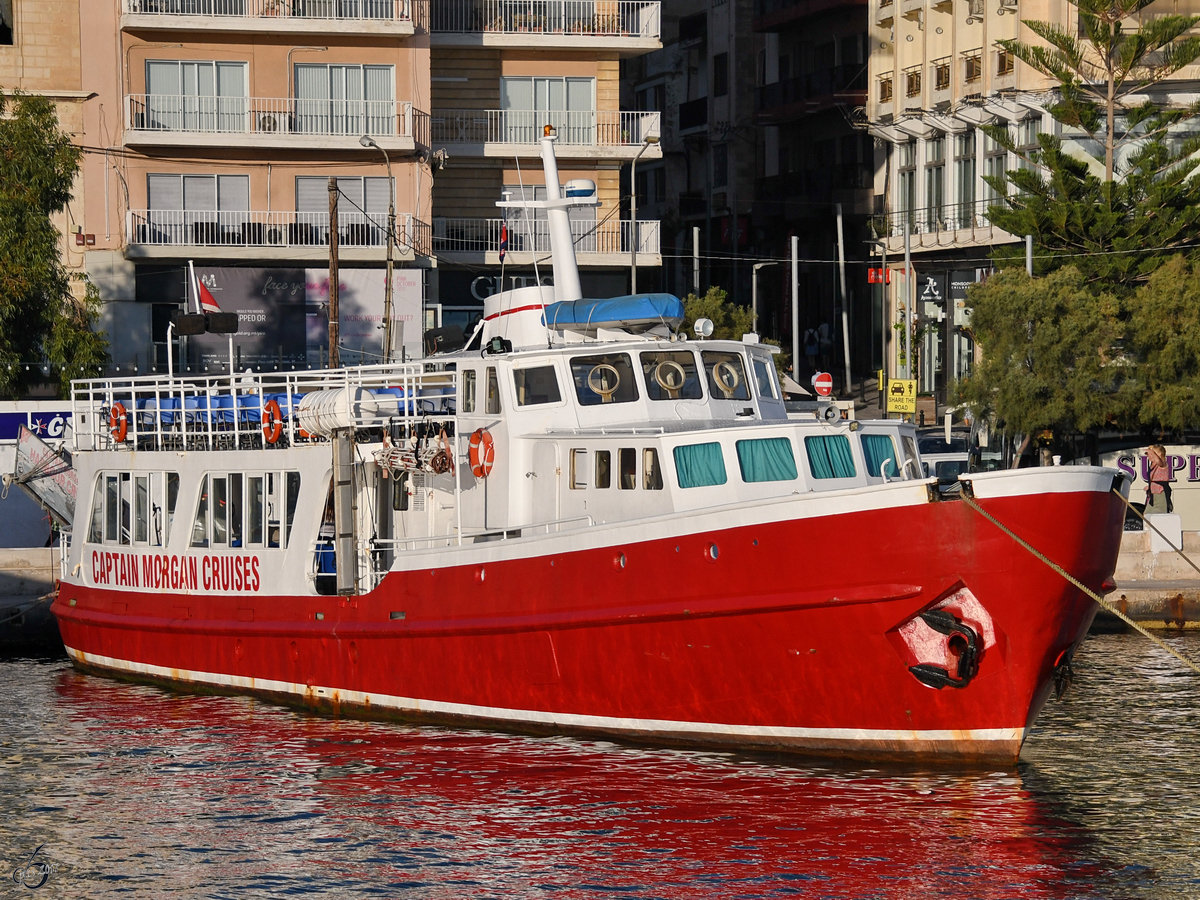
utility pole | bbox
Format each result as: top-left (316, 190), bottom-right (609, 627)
top-left (328, 177), bottom-right (340, 368)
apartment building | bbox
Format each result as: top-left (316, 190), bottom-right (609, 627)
top-left (2, 0), bottom-right (661, 373)
top-left (429, 0), bottom-right (663, 337)
top-left (867, 0), bottom-right (1057, 403)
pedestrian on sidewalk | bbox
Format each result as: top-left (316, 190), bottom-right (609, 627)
top-left (1146, 443), bottom-right (1173, 513)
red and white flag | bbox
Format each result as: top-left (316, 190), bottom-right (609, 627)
top-left (197, 280), bottom-right (221, 313)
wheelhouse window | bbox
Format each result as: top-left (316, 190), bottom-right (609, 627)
top-left (514, 365), bottom-right (563, 406)
top-left (486, 367), bottom-right (501, 413)
top-left (862, 433), bottom-right (900, 479)
top-left (571, 353), bottom-right (638, 405)
top-left (804, 435), bottom-right (856, 479)
top-left (701, 350), bottom-right (750, 401)
top-left (460, 369), bottom-right (477, 414)
top-left (640, 350), bottom-right (702, 400)
top-left (674, 442), bottom-right (728, 488)
top-left (750, 355), bottom-right (780, 400)
top-left (736, 438), bottom-right (797, 483)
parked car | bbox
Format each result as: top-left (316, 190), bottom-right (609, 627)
top-left (917, 428), bottom-right (1002, 479)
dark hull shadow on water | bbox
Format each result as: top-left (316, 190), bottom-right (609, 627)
top-left (0, 633), bottom-right (1196, 898)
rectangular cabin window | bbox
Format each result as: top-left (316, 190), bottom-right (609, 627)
top-left (751, 356), bottom-right (779, 400)
top-left (736, 438), bottom-right (798, 482)
top-left (701, 351), bottom-right (751, 401)
top-left (103, 474), bottom-right (132, 545)
top-left (571, 353), bottom-right (639, 405)
top-left (134, 475), bottom-right (150, 543)
top-left (619, 447), bottom-right (637, 489)
top-left (514, 365), bottom-right (563, 406)
top-left (248, 475), bottom-right (265, 545)
top-left (570, 449), bottom-right (589, 489)
top-left (674, 442), bottom-right (728, 488)
top-left (643, 448), bottom-right (663, 490)
top-left (486, 367), bottom-right (501, 414)
top-left (862, 434), bottom-right (900, 479)
top-left (804, 435), bottom-right (857, 479)
top-left (461, 370), bottom-right (477, 414)
top-left (595, 450), bottom-right (612, 488)
top-left (640, 351), bottom-right (702, 400)
top-left (268, 471), bottom-right (301, 548)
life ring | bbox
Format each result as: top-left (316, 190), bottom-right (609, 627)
top-left (109, 401), bottom-right (128, 442)
top-left (714, 361), bottom-right (741, 397)
top-left (653, 360), bottom-right (686, 394)
top-left (468, 428), bottom-right (495, 478)
top-left (587, 363), bottom-right (621, 402)
top-left (261, 399), bottom-right (283, 444)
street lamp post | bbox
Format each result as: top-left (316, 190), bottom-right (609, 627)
top-left (360, 134), bottom-right (395, 363)
top-left (751, 261), bottom-right (778, 335)
top-left (629, 133), bottom-right (660, 294)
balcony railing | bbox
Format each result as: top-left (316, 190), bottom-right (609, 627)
top-left (431, 0), bottom-right (660, 38)
top-left (434, 216), bottom-right (660, 258)
top-left (128, 208), bottom-right (432, 257)
top-left (123, 0), bottom-right (413, 23)
top-left (127, 94), bottom-right (417, 139)
top-left (871, 199), bottom-right (1012, 250)
top-left (431, 109), bottom-right (661, 147)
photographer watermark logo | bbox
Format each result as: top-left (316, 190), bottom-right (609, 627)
top-left (11, 845), bottom-right (51, 890)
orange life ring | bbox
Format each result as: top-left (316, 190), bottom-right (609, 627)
top-left (109, 401), bottom-right (128, 442)
top-left (468, 428), bottom-right (494, 478)
top-left (261, 399), bottom-right (283, 444)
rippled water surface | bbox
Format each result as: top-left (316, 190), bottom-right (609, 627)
top-left (2, 633), bottom-right (1199, 898)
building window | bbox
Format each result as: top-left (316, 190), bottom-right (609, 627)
top-left (964, 54), bottom-right (982, 84)
top-left (713, 52), bottom-right (728, 97)
top-left (502, 183), bottom-right (597, 252)
top-left (933, 59), bottom-right (951, 91)
top-left (146, 173), bottom-right (250, 244)
top-left (145, 60), bottom-right (248, 133)
top-left (954, 132), bottom-right (976, 227)
top-left (296, 175), bottom-right (392, 245)
top-left (713, 142), bottom-right (728, 189)
top-left (997, 49), bottom-right (1014, 75)
top-left (879, 76), bottom-right (893, 103)
top-left (904, 66), bottom-right (922, 98)
top-left (925, 135), bottom-right (945, 230)
top-left (295, 64), bottom-right (394, 136)
top-left (501, 76), bottom-right (596, 144)
top-left (983, 130), bottom-right (1007, 202)
top-left (898, 140), bottom-right (916, 229)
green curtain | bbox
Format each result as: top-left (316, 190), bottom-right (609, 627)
top-left (736, 438), bottom-right (797, 482)
top-left (862, 434), bottom-right (898, 478)
top-left (804, 435), bottom-right (856, 479)
top-left (673, 442), bottom-right (727, 488)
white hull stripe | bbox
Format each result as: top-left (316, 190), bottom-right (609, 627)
top-left (66, 646), bottom-right (1024, 747)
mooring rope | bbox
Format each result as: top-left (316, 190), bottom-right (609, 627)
top-left (960, 489), bottom-right (1200, 676)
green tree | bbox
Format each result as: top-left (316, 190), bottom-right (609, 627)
top-left (680, 286), bottom-right (753, 341)
top-left (956, 267), bottom-right (1129, 434)
top-left (0, 90), bottom-right (108, 397)
top-left (1127, 256), bottom-right (1200, 432)
top-left (997, 0), bottom-right (1200, 182)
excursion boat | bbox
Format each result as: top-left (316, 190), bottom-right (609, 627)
top-left (37, 128), bottom-right (1129, 764)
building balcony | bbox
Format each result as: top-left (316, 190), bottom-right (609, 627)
top-left (754, 0), bottom-right (867, 30)
top-left (125, 95), bottom-right (421, 152)
top-left (871, 200), bottom-right (1016, 255)
top-left (121, 0), bottom-right (418, 35)
top-left (430, 0), bottom-right (660, 52)
top-left (430, 109), bottom-right (662, 159)
top-left (126, 208), bottom-right (433, 262)
top-left (757, 66), bottom-right (868, 121)
top-left (433, 216), bottom-right (660, 267)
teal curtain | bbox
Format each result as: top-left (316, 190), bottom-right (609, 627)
top-left (862, 434), bottom-right (899, 478)
top-left (736, 438), bottom-right (797, 482)
top-left (673, 442), bottom-right (727, 488)
top-left (804, 435), bottom-right (856, 479)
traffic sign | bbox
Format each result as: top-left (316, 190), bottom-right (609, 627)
top-left (812, 372), bottom-right (834, 397)
top-left (886, 378), bottom-right (917, 414)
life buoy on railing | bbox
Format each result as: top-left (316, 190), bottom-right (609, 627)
top-left (468, 428), bottom-right (495, 478)
top-left (261, 399), bottom-right (284, 444)
top-left (109, 402), bottom-right (128, 443)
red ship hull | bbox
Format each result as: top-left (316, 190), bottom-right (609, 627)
top-left (53, 469), bottom-right (1126, 764)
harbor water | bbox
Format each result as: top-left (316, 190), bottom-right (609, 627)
top-left (2, 632), bottom-right (1198, 898)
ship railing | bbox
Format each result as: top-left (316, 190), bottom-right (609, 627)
top-left (59, 531), bottom-right (72, 581)
top-left (68, 363), bottom-right (460, 454)
top-left (360, 514), bottom-right (595, 588)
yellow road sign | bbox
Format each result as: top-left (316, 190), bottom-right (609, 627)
top-left (886, 378), bottom-right (917, 413)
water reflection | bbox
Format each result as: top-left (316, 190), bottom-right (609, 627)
top-left (2, 634), bottom-right (1197, 898)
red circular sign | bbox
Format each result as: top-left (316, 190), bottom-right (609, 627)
top-left (812, 372), bottom-right (833, 397)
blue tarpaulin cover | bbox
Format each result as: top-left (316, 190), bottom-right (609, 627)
top-left (543, 294), bottom-right (684, 329)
